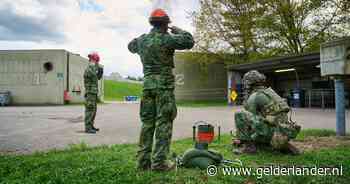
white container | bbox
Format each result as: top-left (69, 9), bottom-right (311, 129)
top-left (320, 37), bottom-right (350, 76)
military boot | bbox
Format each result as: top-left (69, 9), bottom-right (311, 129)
top-left (286, 143), bottom-right (301, 155)
top-left (137, 160), bottom-right (151, 171)
top-left (233, 142), bottom-right (257, 154)
top-left (232, 139), bottom-right (245, 147)
top-left (85, 128), bottom-right (96, 134)
top-left (137, 164), bottom-right (151, 171)
top-left (151, 161), bottom-right (175, 172)
top-left (92, 126), bottom-right (100, 131)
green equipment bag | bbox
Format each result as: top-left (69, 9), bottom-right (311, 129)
top-left (181, 148), bottom-right (223, 170)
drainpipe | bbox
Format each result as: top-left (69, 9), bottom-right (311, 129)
top-left (66, 52), bottom-right (70, 91)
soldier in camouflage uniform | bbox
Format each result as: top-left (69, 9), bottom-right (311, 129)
top-left (233, 70), bottom-right (301, 154)
top-left (84, 52), bottom-right (103, 134)
top-left (128, 9), bottom-right (194, 171)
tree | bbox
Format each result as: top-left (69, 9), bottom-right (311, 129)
top-left (193, 0), bottom-right (350, 63)
top-left (261, 0), bottom-right (350, 54)
top-left (193, 0), bottom-right (266, 63)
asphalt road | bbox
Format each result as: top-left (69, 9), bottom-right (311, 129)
top-left (0, 103), bottom-right (349, 154)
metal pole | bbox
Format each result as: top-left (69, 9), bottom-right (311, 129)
top-left (192, 126), bottom-right (196, 142)
top-left (294, 70), bottom-right (300, 89)
top-left (227, 71), bottom-right (233, 105)
top-left (218, 125), bottom-right (221, 142)
top-left (335, 79), bottom-right (346, 136)
top-left (321, 91), bottom-right (325, 109)
top-left (309, 90), bottom-right (312, 108)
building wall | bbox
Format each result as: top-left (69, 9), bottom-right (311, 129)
top-left (0, 50), bottom-right (104, 105)
top-left (67, 53), bottom-right (104, 103)
top-left (174, 55), bottom-right (227, 101)
top-left (269, 71), bottom-right (315, 95)
top-left (266, 69), bottom-right (341, 108)
top-left (0, 50), bottom-right (67, 105)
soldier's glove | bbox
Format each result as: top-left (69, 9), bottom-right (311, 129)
top-left (97, 67), bottom-right (103, 80)
top-left (169, 26), bottom-right (183, 34)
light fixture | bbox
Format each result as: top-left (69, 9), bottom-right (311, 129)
top-left (274, 68), bottom-right (296, 73)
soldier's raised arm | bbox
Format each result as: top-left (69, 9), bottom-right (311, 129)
top-left (168, 26), bottom-right (194, 50)
top-left (128, 38), bottom-right (139, 54)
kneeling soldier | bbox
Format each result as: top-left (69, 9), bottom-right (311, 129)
top-left (234, 70), bottom-right (301, 154)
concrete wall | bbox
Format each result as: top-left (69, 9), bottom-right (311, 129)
top-left (0, 50), bottom-right (67, 105)
top-left (0, 50), bottom-right (104, 105)
top-left (174, 54), bottom-right (227, 101)
top-left (68, 53), bottom-right (85, 103)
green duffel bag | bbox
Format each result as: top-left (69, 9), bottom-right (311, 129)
top-left (181, 148), bottom-right (223, 170)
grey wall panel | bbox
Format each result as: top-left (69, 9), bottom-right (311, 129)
top-left (68, 53), bottom-right (88, 103)
top-left (174, 54), bottom-right (227, 101)
top-left (0, 50), bottom-right (66, 104)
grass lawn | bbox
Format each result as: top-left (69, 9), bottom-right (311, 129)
top-left (104, 80), bottom-right (142, 101)
top-left (103, 80), bottom-right (227, 107)
top-left (0, 129), bottom-right (349, 184)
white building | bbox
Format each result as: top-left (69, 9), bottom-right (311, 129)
top-left (0, 49), bottom-right (104, 105)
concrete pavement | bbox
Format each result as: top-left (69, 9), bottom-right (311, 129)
top-left (0, 103), bottom-right (349, 154)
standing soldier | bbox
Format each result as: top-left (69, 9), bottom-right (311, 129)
top-left (128, 9), bottom-right (194, 171)
top-left (84, 52), bottom-right (103, 134)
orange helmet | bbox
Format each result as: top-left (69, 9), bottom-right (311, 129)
top-left (88, 52), bottom-right (100, 62)
top-left (149, 9), bottom-right (171, 26)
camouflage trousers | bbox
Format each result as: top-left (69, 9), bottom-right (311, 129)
top-left (137, 89), bottom-right (177, 168)
top-left (234, 110), bottom-right (300, 150)
top-left (84, 93), bottom-right (97, 130)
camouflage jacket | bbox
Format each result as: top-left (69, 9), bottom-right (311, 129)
top-left (244, 87), bottom-right (290, 124)
top-left (84, 63), bottom-right (99, 94)
top-left (128, 27), bottom-right (194, 89)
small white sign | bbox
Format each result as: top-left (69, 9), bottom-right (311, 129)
top-left (33, 73), bottom-right (40, 85)
top-left (176, 74), bottom-right (185, 86)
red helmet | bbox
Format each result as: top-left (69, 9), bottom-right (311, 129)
top-left (151, 8), bottom-right (168, 17)
top-left (88, 52), bottom-right (100, 62)
top-left (149, 9), bottom-right (171, 25)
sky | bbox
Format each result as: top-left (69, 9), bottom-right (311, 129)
top-left (0, 0), bottom-right (199, 77)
